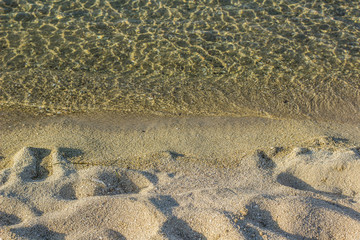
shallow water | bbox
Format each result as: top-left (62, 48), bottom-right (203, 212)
top-left (0, 0), bottom-right (359, 120)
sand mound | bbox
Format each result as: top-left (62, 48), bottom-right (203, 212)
top-left (1, 114), bottom-right (360, 239)
top-left (0, 143), bottom-right (360, 239)
top-left (0, 147), bottom-right (164, 239)
top-left (277, 147), bottom-right (360, 196)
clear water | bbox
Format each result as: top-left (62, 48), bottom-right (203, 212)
top-left (0, 0), bottom-right (359, 120)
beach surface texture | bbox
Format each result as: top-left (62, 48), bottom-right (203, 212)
top-left (1, 0), bottom-right (360, 239)
top-left (1, 112), bottom-right (360, 239)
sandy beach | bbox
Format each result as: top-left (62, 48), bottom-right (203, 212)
top-left (1, 0), bottom-right (360, 238)
top-left (0, 111), bottom-right (360, 239)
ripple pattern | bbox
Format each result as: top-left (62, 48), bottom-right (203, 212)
top-left (0, 0), bottom-right (359, 118)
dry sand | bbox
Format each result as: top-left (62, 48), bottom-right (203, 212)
top-left (1, 111), bottom-right (360, 239)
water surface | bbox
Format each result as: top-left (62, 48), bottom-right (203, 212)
top-left (0, 0), bottom-right (359, 120)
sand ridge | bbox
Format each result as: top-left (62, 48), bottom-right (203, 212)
top-left (1, 113), bottom-right (360, 239)
top-left (1, 143), bottom-right (360, 239)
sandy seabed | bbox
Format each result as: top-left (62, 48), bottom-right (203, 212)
top-left (1, 111), bottom-right (360, 239)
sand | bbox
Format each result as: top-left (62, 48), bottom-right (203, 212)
top-left (1, 111), bottom-right (360, 239)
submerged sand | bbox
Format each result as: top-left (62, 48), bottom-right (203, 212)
top-left (1, 111), bottom-right (360, 239)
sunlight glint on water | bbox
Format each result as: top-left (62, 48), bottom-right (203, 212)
top-left (0, 0), bottom-right (359, 120)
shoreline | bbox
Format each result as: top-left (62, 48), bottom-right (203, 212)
top-left (1, 110), bottom-right (360, 169)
